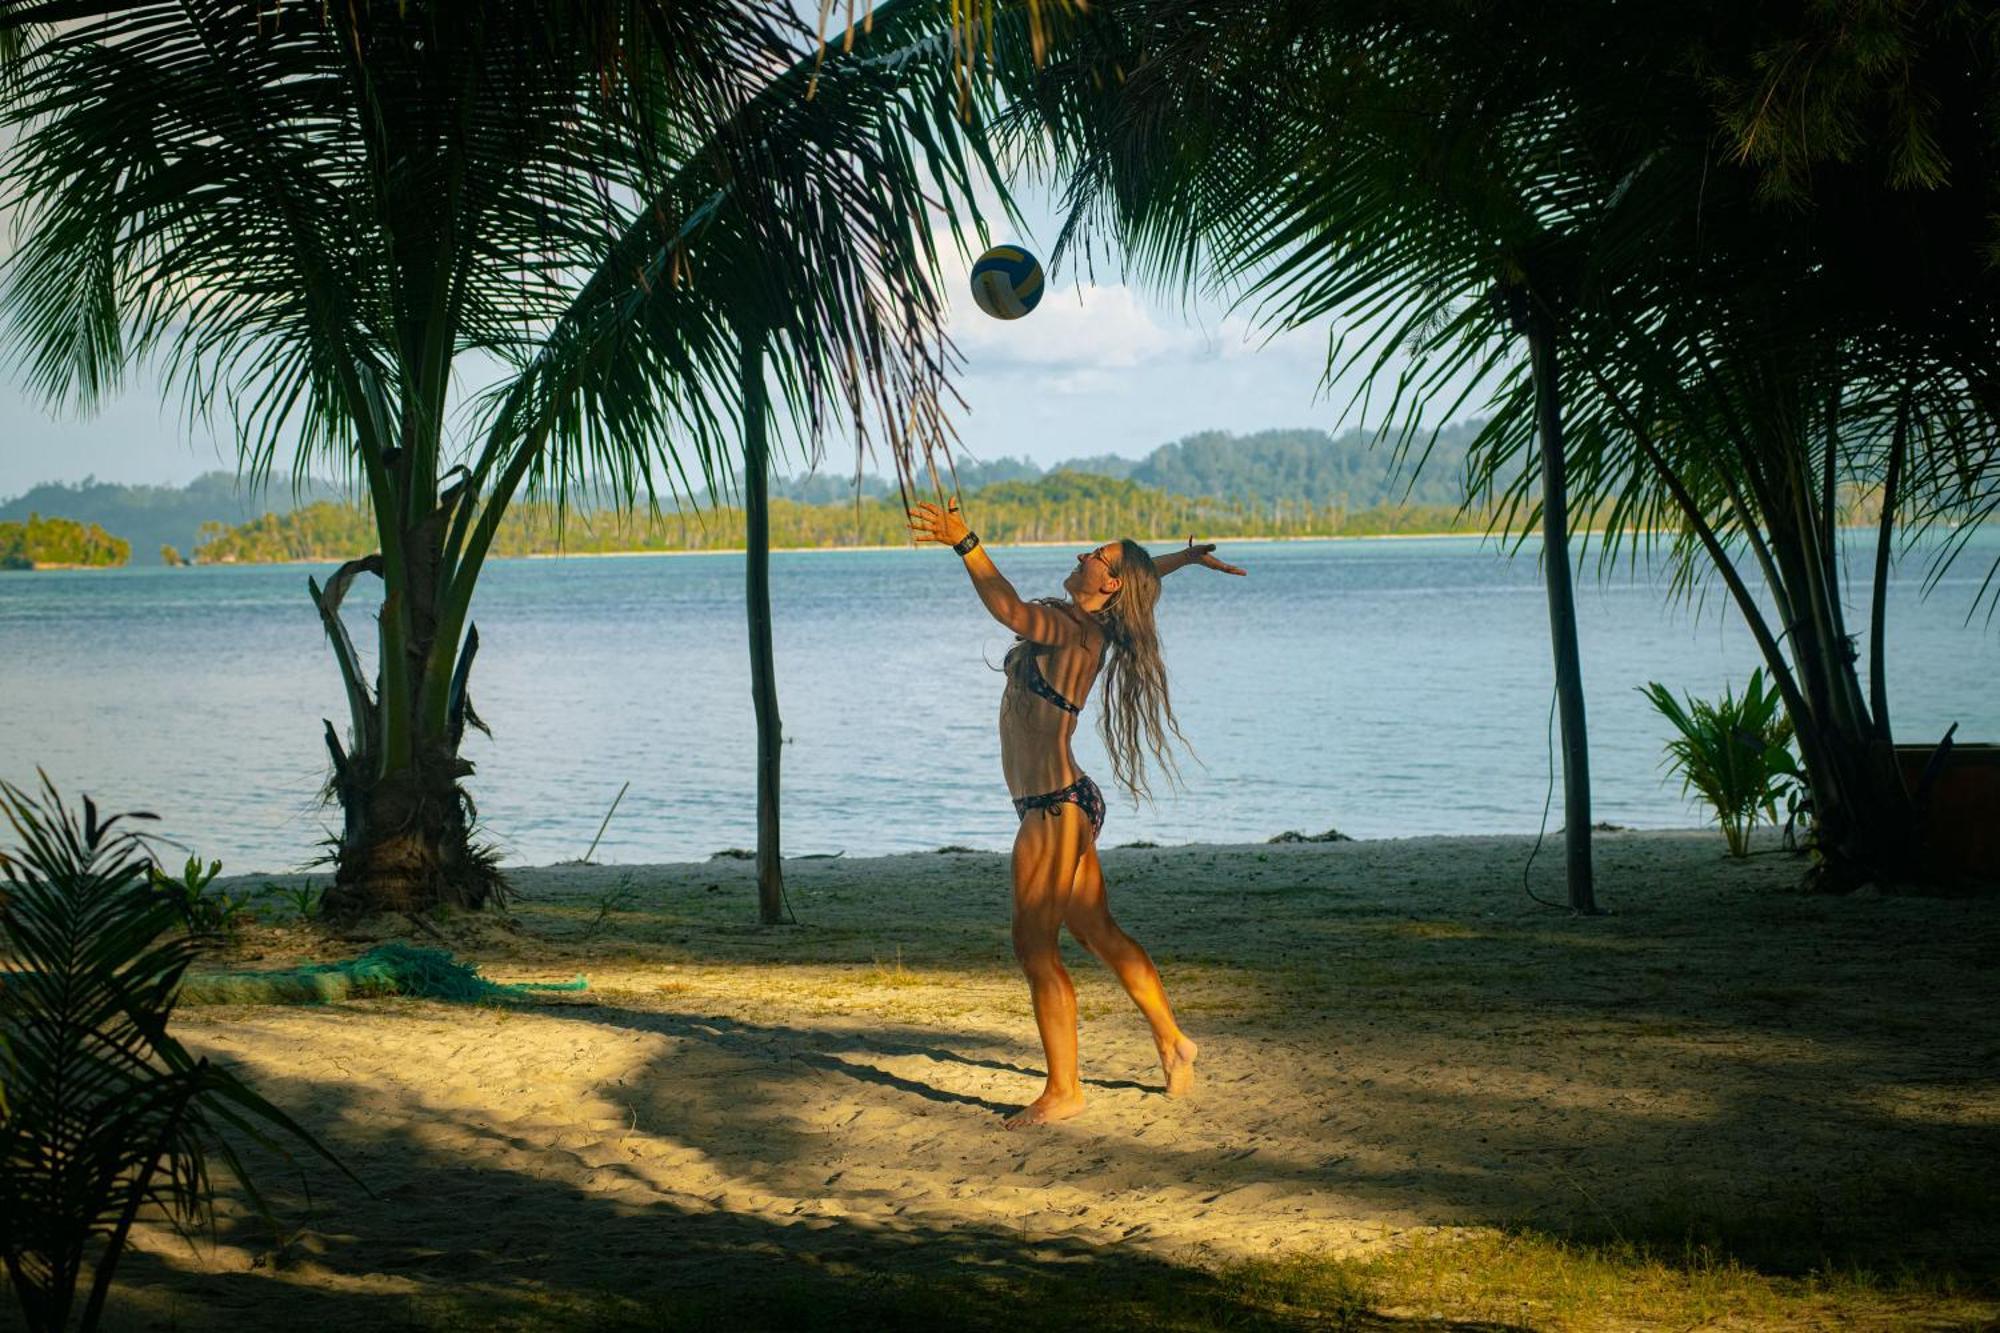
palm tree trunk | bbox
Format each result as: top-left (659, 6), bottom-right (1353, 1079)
top-left (1527, 315), bottom-right (1597, 912)
top-left (320, 486), bottom-right (498, 918)
top-left (1868, 397), bottom-right (1909, 741)
top-left (742, 332), bottom-right (786, 925)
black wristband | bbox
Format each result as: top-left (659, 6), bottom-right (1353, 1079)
top-left (952, 531), bottom-right (981, 557)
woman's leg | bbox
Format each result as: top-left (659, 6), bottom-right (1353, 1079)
top-left (1007, 806), bottom-right (1092, 1128)
top-left (1064, 841), bottom-right (1199, 1096)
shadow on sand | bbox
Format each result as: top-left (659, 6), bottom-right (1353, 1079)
top-left (113, 837), bottom-right (1999, 1328)
top-left (101, 1056), bottom-right (1525, 1332)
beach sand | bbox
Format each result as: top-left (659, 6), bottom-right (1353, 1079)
top-left (100, 832), bottom-right (1999, 1330)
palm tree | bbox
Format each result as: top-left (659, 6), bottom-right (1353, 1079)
top-left (1457, 5), bottom-right (2000, 889)
top-left (2, 0), bottom-right (997, 915)
top-left (740, 330), bottom-right (787, 923)
top-left (994, 0), bottom-right (2000, 891)
top-left (996, 0), bottom-right (1605, 905)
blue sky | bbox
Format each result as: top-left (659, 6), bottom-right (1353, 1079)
top-left (0, 218), bottom-right (1396, 500)
top-left (0, 16), bottom-right (1491, 501)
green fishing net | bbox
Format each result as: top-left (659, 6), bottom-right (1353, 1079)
top-left (180, 941), bottom-right (587, 1006)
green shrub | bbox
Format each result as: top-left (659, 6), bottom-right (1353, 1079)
top-left (0, 777), bottom-right (347, 1332)
top-left (147, 855), bottom-right (260, 940)
top-left (1641, 669), bottom-right (1800, 857)
top-left (256, 880), bottom-right (323, 920)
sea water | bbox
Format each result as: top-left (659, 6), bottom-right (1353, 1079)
top-left (2, 534), bottom-right (1994, 871)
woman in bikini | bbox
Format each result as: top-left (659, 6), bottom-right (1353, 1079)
top-left (907, 496), bottom-right (1245, 1128)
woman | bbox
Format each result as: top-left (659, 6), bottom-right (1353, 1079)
top-left (908, 496), bottom-right (1245, 1128)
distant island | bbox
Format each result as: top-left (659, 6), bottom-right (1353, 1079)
top-left (0, 514), bottom-right (130, 570)
top-left (0, 471), bottom-right (351, 569)
top-left (3, 423), bottom-right (1505, 565)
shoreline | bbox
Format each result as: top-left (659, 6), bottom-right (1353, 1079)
top-left (506, 529), bottom-right (1508, 560)
top-left (19, 522), bottom-right (1978, 571)
top-left (69, 530), bottom-right (1530, 570)
top-left (214, 826), bottom-right (1722, 886)
top-left (0, 560), bottom-right (130, 571)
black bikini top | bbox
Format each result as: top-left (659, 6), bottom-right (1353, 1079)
top-left (1020, 651), bottom-right (1081, 715)
top-left (1007, 600), bottom-right (1086, 715)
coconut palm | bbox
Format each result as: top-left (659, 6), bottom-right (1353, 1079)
top-left (2, 0), bottom-right (1002, 915)
top-left (991, 0), bottom-right (2000, 891)
top-left (1458, 5), bottom-right (2000, 889)
top-left (989, 0), bottom-right (1608, 905)
top-left (1642, 670), bottom-right (1798, 858)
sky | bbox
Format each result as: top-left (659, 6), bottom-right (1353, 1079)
top-left (0, 17), bottom-right (1493, 502)
top-left (0, 219), bottom-right (1409, 500)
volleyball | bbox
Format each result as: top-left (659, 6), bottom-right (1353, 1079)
top-left (969, 245), bottom-right (1045, 320)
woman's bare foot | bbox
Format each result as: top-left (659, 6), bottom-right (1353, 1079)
top-left (1004, 1087), bottom-right (1086, 1129)
top-left (1161, 1034), bottom-right (1199, 1097)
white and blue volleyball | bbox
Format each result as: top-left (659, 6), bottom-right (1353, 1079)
top-left (969, 245), bottom-right (1045, 320)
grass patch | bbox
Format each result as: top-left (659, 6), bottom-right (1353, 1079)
top-left (404, 1215), bottom-right (1999, 1332)
top-left (1722, 984), bottom-right (1816, 1009)
top-left (1618, 1019), bottom-right (1696, 1039)
top-left (1391, 920), bottom-right (1485, 941)
top-left (408, 1250), bottom-right (1377, 1332)
top-left (1572, 1169), bottom-right (2000, 1280)
top-left (863, 947), bottom-right (926, 988)
top-left (1286, 1224), bottom-right (1997, 1331)
top-left (408, 1167), bottom-right (2000, 1329)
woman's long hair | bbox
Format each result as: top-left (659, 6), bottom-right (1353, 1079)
top-left (1094, 539), bottom-right (1189, 803)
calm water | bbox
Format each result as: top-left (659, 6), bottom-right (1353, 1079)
top-left (2, 536), bottom-right (1995, 872)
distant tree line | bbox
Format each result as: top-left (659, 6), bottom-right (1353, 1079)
top-left (192, 505), bottom-right (377, 564)
top-left (5, 427), bottom-right (1493, 563)
top-left (0, 472), bottom-right (349, 567)
top-left (749, 422), bottom-right (1495, 508)
top-left (190, 472), bottom-right (1498, 562)
top-left (1080, 423), bottom-right (1496, 508)
top-left (0, 514), bottom-right (129, 569)
top-left (7, 422), bottom-right (1892, 567)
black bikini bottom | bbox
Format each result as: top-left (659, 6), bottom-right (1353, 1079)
top-left (1012, 773), bottom-right (1105, 839)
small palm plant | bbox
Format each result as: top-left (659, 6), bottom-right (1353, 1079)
top-left (1642, 670), bottom-right (1799, 857)
top-left (0, 776), bottom-right (344, 1332)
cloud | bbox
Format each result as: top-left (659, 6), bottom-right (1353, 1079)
top-left (1046, 367), bottom-right (1116, 396)
top-left (934, 229), bottom-right (1201, 373)
top-left (953, 281), bottom-right (1201, 371)
top-left (1208, 314), bottom-right (1335, 368)
top-left (941, 251), bottom-right (1339, 382)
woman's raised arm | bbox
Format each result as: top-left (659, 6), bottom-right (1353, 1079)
top-left (908, 499), bottom-right (1085, 644)
top-left (1156, 536), bottom-right (1248, 578)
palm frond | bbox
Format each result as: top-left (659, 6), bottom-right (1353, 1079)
top-left (0, 775), bottom-right (350, 1331)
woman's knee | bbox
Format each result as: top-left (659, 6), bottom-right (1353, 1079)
top-left (1012, 917), bottom-right (1063, 970)
top-left (1065, 917), bottom-right (1106, 957)
top-left (1065, 906), bottom-right (1124, 956)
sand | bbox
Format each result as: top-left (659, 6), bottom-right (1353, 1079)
top-left (98, 832), bottom-right (2000, 1329)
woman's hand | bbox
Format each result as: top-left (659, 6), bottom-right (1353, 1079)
top-left (907, 497), bottom-right (973, 548)
top-left (1183, 536), bottom-right (1247, 576)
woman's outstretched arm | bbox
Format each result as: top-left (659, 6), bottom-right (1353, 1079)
top-left (1155, 537), bottom-right (1248, 578)
top-left (908, 498), bottom-right (1085, 643)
